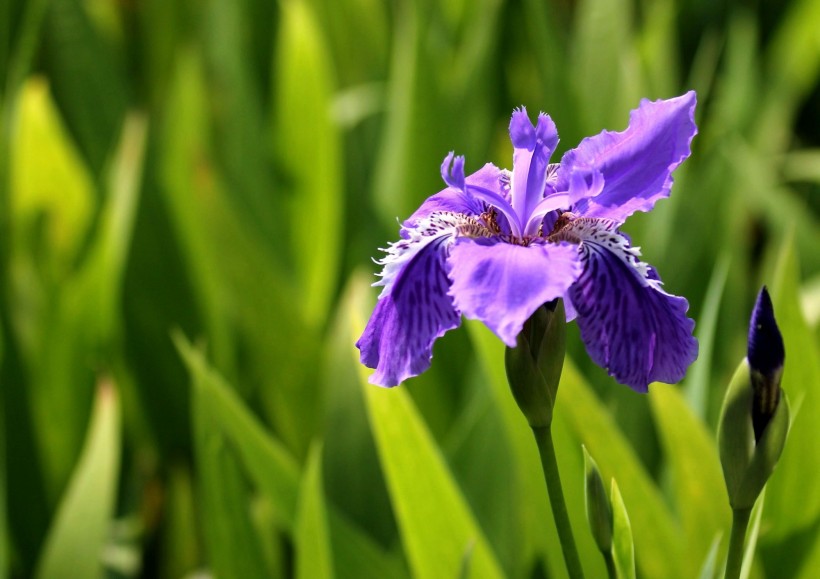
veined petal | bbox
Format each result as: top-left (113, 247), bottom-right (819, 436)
top-left (563, 218), bottom-right (698, 392)
top-left (559, 91), bottom-right (697, 223)
top-left (357, 231), bottom-right (461, 386)
top-left (509, 109), bottom-right (559, 224)
top-left (448, 237), bottom-right (581, 346)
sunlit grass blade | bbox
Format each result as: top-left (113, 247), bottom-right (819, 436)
top-left (649, 383), bottom-right (730, 565)
top-left (358, 370), bottom-right (505, 579)
top-left (571, 0), bottom-right (643, 133)
top-left (176, 332), bottom-right (408, 578)
top-left (684, 251), bottom-right (730, 418)
top-left (610, 479), bottom-right (635, 579)
top-left (296, 444), bottom-right (334, 579)
top-left (28, 112), bottom-right (145, 503)
top-left (273, 0), bottom-right (342, 326)
top-left (34, 379), bottom-right (121, 579)
top-left (698, 534), bottom-right (723, 579)
top-left (764, 235), bottom-right (820, 543)
top-left (559, 362), bottom-right (685, 578)
top-left (175, 333), bottom-right (300, 527)
top-left (191, 352), bottom-right (270, 577)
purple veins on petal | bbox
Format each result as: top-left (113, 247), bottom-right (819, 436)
top-left (559, 91), bottom-right (698, 223)
top-left (564, 219), bottom-right (698, 392)
top-left (357, 234), bottom-right (461, 387)
top-left (447, 236), bottom-right (581, 346)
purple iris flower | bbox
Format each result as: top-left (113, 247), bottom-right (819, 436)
top-left (357, 92), bottom-right (699, 392)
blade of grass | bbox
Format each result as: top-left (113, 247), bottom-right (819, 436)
top-left (295, 444), bottom-right (334, 579)
top-left (175, 333), bottom-right (409, 579)
top-left (764, 235), bottom-right (820, 540)
top-left (649, 383), bottom-right (731, 565)
top-left (34, 379), bottom-right (121, 579)
top-left (273, 0), bottom-right (343, 326)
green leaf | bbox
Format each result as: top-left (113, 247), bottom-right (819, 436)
top-left (29, 113), bottom-right (146, 503)
top-left (559, 362), bottom-right (686, 578)
top-left (684, 251), bottom-right (730, 418)
top-left (583, 446), bottom-right (613, 553)
top-left (42, 0), bottom-right (127, 177)
top-left (764, 235), bottom-right (820, 539)
top-left (175, 333), bottom-right (300, 528)
top-left (191, 351), bottom-right (270, 578)
top-left (649, 383), bottom-right (730, 563)
top-left (34, 379), bottom-right (121, 579)
top-left (296, 445), bottom-right (334, 579)
top-left (697, 534), bottom-right (723, 579)
top-left (176, 333), bottom-right (408, 579)
top-left (739, 492), bottom-right (767, 579)
top-left (610, 478), bottom-right (635, 579)
top-left (359, 371), bottom-right (505, 579)
top-left (274, 0), bottom-right (343, 326)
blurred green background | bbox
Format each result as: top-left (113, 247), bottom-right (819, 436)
top-left (1, 0), bottom-right (819, 577)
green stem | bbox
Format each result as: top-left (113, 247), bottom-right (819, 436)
top-left (532, 426), bottom-right (585, 579)
top-left (725, 507), bottom-right (751, 579)
top-left (603, 550), bottom-right (617, 579)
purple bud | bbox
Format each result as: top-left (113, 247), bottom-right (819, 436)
top-left (747, 286), bottom-right (784, 443)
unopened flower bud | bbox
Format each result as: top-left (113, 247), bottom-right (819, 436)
top-left (583, 446), bottom-right (613, 553)
top-left (718, 287), bottom-right (789, 510)
top-left (505, 300), bottom-right (566, 428)
top-left (747, 287), bottom-right (785, 442)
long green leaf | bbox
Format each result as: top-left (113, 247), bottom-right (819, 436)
top-left (274, 0), bottom-right (342, 326)
top-left (610, 479), bottom-right (635, 579)
top-left (191, 352), bottom-right (270, 578)
top-left (360, 372), bottom-right (505, 579)
top-left (764, 235), bottom-right (820, 540)
top-left (176, 334), bottom-right (408, 579)
top-left (649, 383), bottom-right (730, 565)
top-left (559, 362), bottom-right (686, 578)
top-left (34, 379), bottom-right (121, 579)
top-left (296, 445), bottom-right (334, 579)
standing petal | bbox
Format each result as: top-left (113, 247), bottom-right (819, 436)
top-left (559, 91), bottom-right (697, 223)
top-left (562, 219), bottom-right (698, 391)
top-left (357, 233), bottom-right (461, 386)
top-left (448, 237), bottom-right (581, 346)
top-left (509, 109), bottom-right (559, 224)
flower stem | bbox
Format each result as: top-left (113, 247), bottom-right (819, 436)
top-left (725, 507), bottom-right (752, 579)
top-left (532, 425), bottom-right (585, 579)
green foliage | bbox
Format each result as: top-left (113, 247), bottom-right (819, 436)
top-left (1, 0), bottom-right (819, 577)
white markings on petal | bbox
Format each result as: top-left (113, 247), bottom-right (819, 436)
top-left (373, 212), bottom-right (490, 297)
top-left (549, 217), bottom-right (657, 287)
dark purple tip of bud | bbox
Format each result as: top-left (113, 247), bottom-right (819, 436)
top-left (748, 286), bottom-right (785, 376)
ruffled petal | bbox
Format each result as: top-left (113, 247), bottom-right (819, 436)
top-left (565, 218), bottom-right (698, 391)
top-left (559, 91), bottom-right (697, 223)
top-left (448, 237), bottom-right (581, 346)
top-left (357, 234), bottom-right (461, 386)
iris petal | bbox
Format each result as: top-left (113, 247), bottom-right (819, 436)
top-left (357, 234), bottom-right (461, 386)
top-left (559, 91), bottom-right (697, 223)
top-left (404, 162), bottom-right (502, 228)
top-left (565, 219), bottom-right (698, 391)
top-left (509, 109), bottom-right (559, 225)
top-left (448, 237), bottom-right (581, 346)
